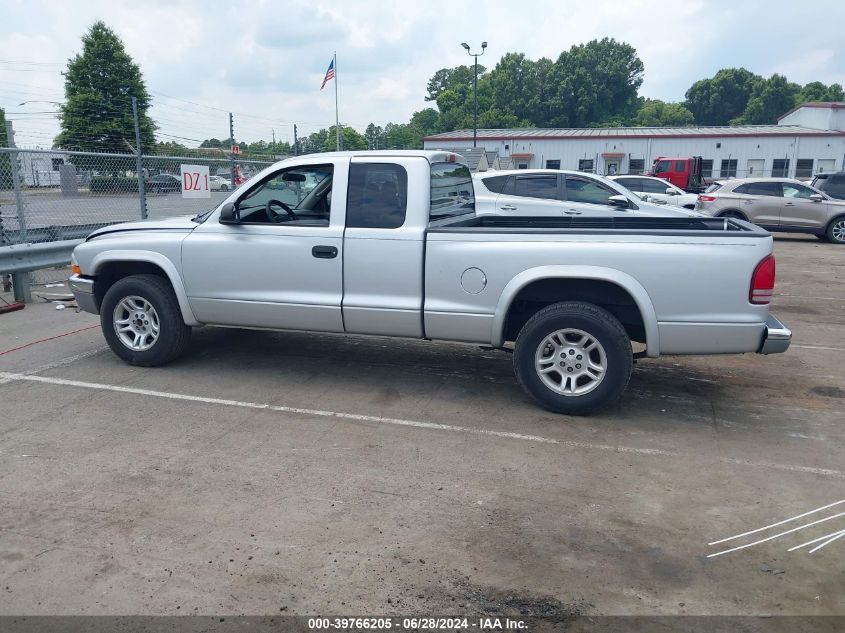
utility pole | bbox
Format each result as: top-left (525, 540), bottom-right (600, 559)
top-left (461, 41), bottom-right (487, 148)
top-left (293, 124), bottom-right (299, 156)
top-left (132, 97), bottom-right (147, 220)
top-left (271, 128), bottom-right (275, 148)
top-left (229, 112), bottom-right (235, 188)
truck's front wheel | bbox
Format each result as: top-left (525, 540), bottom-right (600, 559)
top-left (100, 274), bottom-right (191, 366)
top-left (514, 301), bottom-right (633, 415)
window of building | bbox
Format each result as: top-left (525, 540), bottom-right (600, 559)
top-left (719, 159), bottom-right (738, 178)
top-left (701, 159), bottom-right (714, 178)
top-left (545, 159), bottom-right (561, 170)
top-left (734, 182), bottom-right (781, 197)
top-left (795, 159), bottom-right (814, 178)
top-left (578, 159), bottom-right (594, 172)
top-left (429, 162), bottom-right (475, 222)
top-left (513, 175), bottom-right (558, 200)
top-left (772, 159), bottom-right (790, 178)
top-left (628, 159), bottom-right (645, 174)
top-left (346, 163), bottom-right (408, 229)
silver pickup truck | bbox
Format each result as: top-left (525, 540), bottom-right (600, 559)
top-left (70, 151), bottom-right (790, 415)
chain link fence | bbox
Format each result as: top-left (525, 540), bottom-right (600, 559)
top-left (0, 146), bottom-right (276, 300)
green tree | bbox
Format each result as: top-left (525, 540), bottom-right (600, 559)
top-left (732, 74), bottom-right (801, 124)
top-left (409, 108), bottom-right (441, 137)
top-left (633, 99), bottom-right (694, 126)
top-left (547, 38), bottom-right (644, 128)
top-left (56, 21), bottom-right (155, 170)
top-left (425, 65), bottom-right (485, 101)
top-left (684, 68), bottom-right (761, 125)
top-left (364, 123), bottom-right (386, 149)
top-left (798, 81), bottom-right (845, 103)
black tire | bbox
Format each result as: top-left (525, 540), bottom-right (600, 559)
top-left (825, 216), bottom-right (845, 244)
top-left (221, 185), bottom-right (229, 191)
top-left (100, 274), bottom-right (191, 366)
top-left (513, 301), bottom-right (633, 415)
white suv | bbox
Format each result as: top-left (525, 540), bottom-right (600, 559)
top-left (609, 175), bottom-right (699, 209)
top-left (473, 170), bottom-right (700, 218)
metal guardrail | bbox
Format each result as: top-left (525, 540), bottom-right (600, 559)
top-left (0, 239), bottom-right (82, 275)
top-left (0, 238), bottom-right (83, 303)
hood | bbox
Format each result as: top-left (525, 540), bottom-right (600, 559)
top-left (635, 200), bottom-right (706, 218)
top-left (87, 215), bottom-right (199, 240)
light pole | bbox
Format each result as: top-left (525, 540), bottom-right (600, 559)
top-left (461, 41), bottom-right (486, 148)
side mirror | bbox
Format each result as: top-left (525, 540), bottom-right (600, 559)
top-left (666, 187), bottom-right (679, 195)
top-left (608, 194), bottom-right (630, 208)
top-left (809, 193), bottom-right (824, 202)
top-left (218, 202), bottom-right (238, 224)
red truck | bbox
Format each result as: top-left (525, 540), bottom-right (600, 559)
top-left (646, 156), bottom-right (707, 193)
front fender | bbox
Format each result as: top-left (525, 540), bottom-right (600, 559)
top-left (89, 249), bottom-right (201, 327)
top-left (491, 265), bottom-right (660, 356)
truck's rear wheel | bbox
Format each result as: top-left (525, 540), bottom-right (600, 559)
top-left (100, 274), bottom-right (191, 366)
top-left (514, 301), bottom-right (633, 415)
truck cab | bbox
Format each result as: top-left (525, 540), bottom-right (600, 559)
top-left (647, 156), bottom-right (705, 193)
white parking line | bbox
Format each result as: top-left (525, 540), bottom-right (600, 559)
top-left (2, 371), bottom-right (843, 479)
top-left (791, 344), bottom-right (845, 352)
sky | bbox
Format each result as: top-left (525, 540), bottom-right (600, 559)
top-left (1, 0), bottom-right (844, 148)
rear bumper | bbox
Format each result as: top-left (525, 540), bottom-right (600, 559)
top-left (758, 314), bottom-right (791, 354)
top-left (69, 274), bottom-right (99, 315)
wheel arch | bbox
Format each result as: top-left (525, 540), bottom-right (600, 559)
top-left (825, 214), bottom-right (845, 241)
top-left (491, 266), bottom-right (659, 356)
top-left (717, 208), bottom-right (748, 221)
top-left (90, 251), bottom-right (200, 326)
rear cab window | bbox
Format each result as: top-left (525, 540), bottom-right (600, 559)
top-left (346, 163), bottom-right (408, 229)
top-left (429, 162), bottom-right (475, 224)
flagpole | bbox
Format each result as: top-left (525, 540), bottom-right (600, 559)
top-left (334, 51), bottom-right (340, 151)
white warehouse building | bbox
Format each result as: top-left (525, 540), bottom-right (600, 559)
top-left (423, 102), bottom-right (845, 180)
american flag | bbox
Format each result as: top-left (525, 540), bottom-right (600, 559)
top-left (320, 58), bottom-right (335, 90)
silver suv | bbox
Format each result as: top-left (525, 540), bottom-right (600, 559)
top-left (695, 178), bottom-right (845, 244)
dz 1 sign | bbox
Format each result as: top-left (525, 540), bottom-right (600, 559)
top-left (180, 164), bottom-right (210, 199)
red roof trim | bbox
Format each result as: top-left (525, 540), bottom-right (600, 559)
top-left (424, 131), bottom-right (845, 142)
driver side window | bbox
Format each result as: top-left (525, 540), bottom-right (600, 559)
top-left (236, 164), bottom-right (334, 226)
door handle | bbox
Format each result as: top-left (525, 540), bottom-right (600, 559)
top-left (500, 204), bottom-right (517, 211)
top-left (312, 245), bottom-right (338, 259)
top-left (564, 210), bottom-right (582, 215)
top-left (784, 202), bottom-right (795, 206)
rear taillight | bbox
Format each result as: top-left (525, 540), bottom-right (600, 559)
top-left (698, 195), bottom-right (716, 202)
top-left (750, 255), bottom-right (775, 304)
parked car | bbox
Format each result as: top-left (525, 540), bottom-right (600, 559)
top-left (148, 173), bottom-right (181, 194)
top-left (69, 150), bottom-right (789, 416)
top-left (473, 170), bottom-right (701, 218)
top-left (811, 172), bottom-right (845, 201)
top-left (609, 175), bottom-right (699, 209)
top-left (209, 175), bottom-right (232, 192)
top-left (695, 178), bottom-right (845, 244)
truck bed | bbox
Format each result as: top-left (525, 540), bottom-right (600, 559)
top-left (432, 214), bottom-right (767, 235)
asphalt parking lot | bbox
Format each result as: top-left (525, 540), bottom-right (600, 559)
top-left (0, 234), bottom-right (843, 621)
